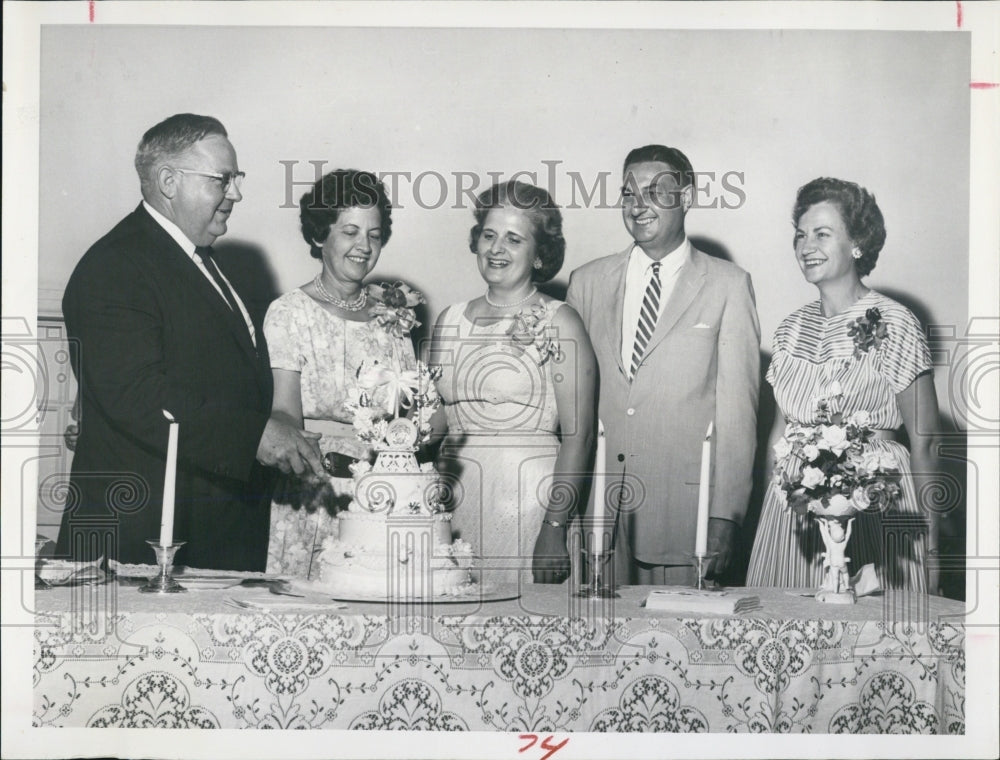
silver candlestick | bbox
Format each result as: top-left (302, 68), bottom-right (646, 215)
top-left (139, 540), bottom-right (187, 594)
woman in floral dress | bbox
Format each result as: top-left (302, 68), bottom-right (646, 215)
top-left (264, 170), bottom-right (417, 577)
top-left (430, 181), bottom-right (597, 585)
top-left (747, 177), bottom-right (942, 592)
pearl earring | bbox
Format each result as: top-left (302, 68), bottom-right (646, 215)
top-left (533, 259), bottom-right (542, 269)
top-left (851, 247), bottom-right (862, 260)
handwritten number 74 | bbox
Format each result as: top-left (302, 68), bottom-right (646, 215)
top-left (518, 734), bottom-right (569, 760)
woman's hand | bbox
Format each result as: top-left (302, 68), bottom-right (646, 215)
top-left (532, 523), bottom-right (571, 584)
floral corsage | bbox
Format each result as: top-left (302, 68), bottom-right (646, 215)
top-left (507, 302), bottom-right (563, 365)
top-left (368, 281), bottom-right (425, 338)
top-left (847, 306), bottom-right (888, 359)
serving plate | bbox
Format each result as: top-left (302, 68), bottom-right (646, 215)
top-left (284, 580), bottom-right (520, 604)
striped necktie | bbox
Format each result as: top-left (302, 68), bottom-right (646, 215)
top-left (630, 261), bottom-right (661, 378)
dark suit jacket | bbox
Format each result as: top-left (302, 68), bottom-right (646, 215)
top-left (55, 204), bottom-right (275, 570)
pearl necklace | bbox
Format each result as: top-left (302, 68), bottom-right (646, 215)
top-left (485, 287), bottom-right (538, 309)
top-left (314, 274), bottom-right (368, 311)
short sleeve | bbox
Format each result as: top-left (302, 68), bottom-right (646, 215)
top-left (263, 295), bottom-right (307, 372)
top-left (876, 303), bottom-right (933, 393)
top-left (765, 319), bottom-right (788, 388)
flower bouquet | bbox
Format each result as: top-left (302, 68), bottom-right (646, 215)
top-left (773, 382), bottom-right (902, 602)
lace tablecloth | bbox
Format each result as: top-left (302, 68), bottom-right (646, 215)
top-left (33, 583), bottom-right (965, 732)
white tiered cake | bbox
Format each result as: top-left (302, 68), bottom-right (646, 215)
top-left (315, 417), bottom-right (475, 599)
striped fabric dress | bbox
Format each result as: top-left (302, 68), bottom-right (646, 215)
top-left (746, 291), bottom-right (931, 591)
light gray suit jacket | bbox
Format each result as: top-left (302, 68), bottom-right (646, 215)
top-left (567, 246), bottom-right (760, 565)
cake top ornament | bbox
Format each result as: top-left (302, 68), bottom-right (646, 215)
top-left (350, 359), bottom-right (442, 450)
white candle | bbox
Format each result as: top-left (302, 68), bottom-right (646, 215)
top-left (695, 421), bottom-right (713, 556)
top-left (593, 419), bottom-right (607, 554)
top-left (159, 410), bottom-right (179, 547)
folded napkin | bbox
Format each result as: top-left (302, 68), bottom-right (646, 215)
top-left (37, 557), bottom-right (105, 585)
top-left (850, 563), bottom-right (883, 597)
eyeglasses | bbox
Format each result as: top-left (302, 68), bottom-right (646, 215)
top-left (173, 167), bottom-right (246, 192)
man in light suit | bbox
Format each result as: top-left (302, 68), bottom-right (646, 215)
top-left (56, 113), bottom-right (323, 570)
top-left (567, 145), bottom-right (760, 584)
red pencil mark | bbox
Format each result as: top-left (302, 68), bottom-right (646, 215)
top-left (518, 734), bottom-right (569, 760)
top-left (89, 0), bottom-right (95, 22)
top-left (539, 736), bottom-right (569, 760)
top-left (956, 1), bottom-right (962, 28)
top-left (970, 82), bottom-right (1000, 89)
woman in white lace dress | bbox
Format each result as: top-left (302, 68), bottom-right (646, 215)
top-left (430, 181), bottom-right (597, 585)
top-left (264, 170), bottom-right (417, 576)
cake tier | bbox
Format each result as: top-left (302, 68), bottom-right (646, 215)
top-left (318, 516), bottom-right (473, 598)
top-left (316, 557), bottom-right (471, 598)
top-left (353, 470), bottom-right (442, 514)
top-left (338, 510), bottom-right (453, 548)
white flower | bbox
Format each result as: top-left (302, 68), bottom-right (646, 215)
top-left (829, 474), bottom-right (843, 488)
top-left (803, 444), bottom-right (821, 462)
top-left (852, 486), bottom-right (870, 509)
top-left (827, 380), bottom-right (843, 397)
top-left (801, 466), bottom-right (826, 488)
top-left (773, 437), bottom-right (792, 460)
top-left (807, 499), bottom-right (823, 514)
top-left (848, 410), bottom-right (872, 428)
top-left (819, 425), bottom-right (851, 454)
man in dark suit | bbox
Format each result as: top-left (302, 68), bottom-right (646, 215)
top-left (56, 113), bottom-right (323, 570)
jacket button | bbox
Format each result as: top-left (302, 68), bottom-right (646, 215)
top-left (617, 453), bottom-right (625, 462)
top-left (626, 408), bottom-right (635, 416)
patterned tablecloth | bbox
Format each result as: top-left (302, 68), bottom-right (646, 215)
top-left (33, 582), bottom-right (965, 733)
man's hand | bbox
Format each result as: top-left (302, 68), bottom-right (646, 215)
top-left (256, 418), bottom-right (323, 477)
top-left (532, 524), bottom-right (571, 584)
top-left (706, 517), bottom-right (738, 580)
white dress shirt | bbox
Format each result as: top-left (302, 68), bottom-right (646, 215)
top-left (620, 238), bottom-right (690, 370)
top-left (143, 201), bottom-right (256, 347)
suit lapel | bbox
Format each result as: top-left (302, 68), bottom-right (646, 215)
top-left (639, 248), bottom-right (707, 364)
top-left (601, 250), bottom-right (630, 379)
top-left (135, 206), bottom-right (260, 367)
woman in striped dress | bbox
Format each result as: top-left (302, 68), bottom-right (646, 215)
top-left (746, 178), bottom-right (941, 592)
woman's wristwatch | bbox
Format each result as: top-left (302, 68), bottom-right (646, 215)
top-left (542, 518), bottom-right (567, 529)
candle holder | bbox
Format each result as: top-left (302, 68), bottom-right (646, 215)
top-left (138, 540), bottom-right (187, 594)
top-left (575, 549), bottom-right (620, 598)
top-left (688, 552), bottom-right (720, 591)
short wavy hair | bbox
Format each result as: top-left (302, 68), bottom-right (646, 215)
top-left (468, 181), bottom-right (565, 284)
top-left (622, 144), bottom-right (695, 188)
top-left (300, 169), bottom-right (393, 259)
top-left (134, 113), bottom-right (228, 193)
top-left (793, 177), bottom-right (886, 278)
